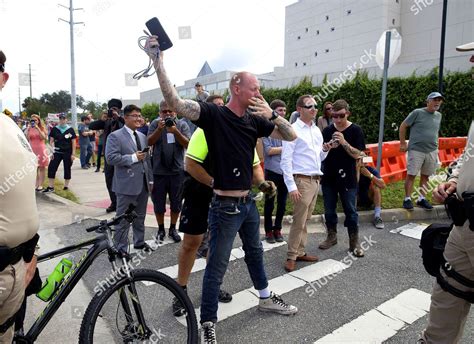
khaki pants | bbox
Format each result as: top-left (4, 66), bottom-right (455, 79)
top-left (0, 260), bottom-right (26, 343)
top-left (287, 177), bottom-right (319, 260)
top-left (421, 222), bottom-right (474, 344)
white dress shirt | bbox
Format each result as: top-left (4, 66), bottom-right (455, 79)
top-left (281, 118), bottom-right (328, 192)
top-left (124, 125), bottom-right (139, 163)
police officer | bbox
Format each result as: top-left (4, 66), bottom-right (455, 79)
top-left (0, 50), bottom-right (39, 343)
top-left (419, 42), bottom-right (474, 344)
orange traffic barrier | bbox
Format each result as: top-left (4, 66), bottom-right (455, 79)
top-left (438, 137), bottom-right (467, 167)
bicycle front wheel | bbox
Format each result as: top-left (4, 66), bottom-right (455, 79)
top-left (79, 268), bottom-right (198, 343)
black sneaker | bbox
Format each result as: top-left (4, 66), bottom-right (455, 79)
top-left (134, 242), bottom-right (153, 253)
top-left (169, 228), bottom-right (181, 243)
top-left (156, 229), bottom-right (165, 242)
top-left (172, 297), bottom-right (186, 317)
top-left (218, 289), bottom-right (232, 303)
top-left (42, 186), bottom-right (54, 193)
top-left (417, 198), bottom-right (433, 210)
top-left (201, 321), bottom-right (217, 344)
top-left (403, 199), bottom-right (414, 210)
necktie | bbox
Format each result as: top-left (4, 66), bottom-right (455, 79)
top-left (133, 131), bottom-right (142, 151)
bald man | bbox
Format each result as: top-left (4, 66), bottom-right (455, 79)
top-left (144, 38), bottom-right (298, 343)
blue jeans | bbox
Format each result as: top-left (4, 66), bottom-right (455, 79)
top-left (200, 197), bottom-right (268, 324)
top-left (322, 183), bottom-right (358, 233)
top-left (79, 143), bottom-right (92, 167)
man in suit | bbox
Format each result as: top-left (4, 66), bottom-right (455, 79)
top-left (105, 104), bottom-right (153, 254)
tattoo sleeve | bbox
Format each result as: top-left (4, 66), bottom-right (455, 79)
top-left (154, 59), bottom-right (200, 121)
top-left (342, 142), bottom-right (362, 159)
top-left (271, 116), bottom-right (297, 141)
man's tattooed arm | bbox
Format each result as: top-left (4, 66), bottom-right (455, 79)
top-left (154, 58), bottom-right (200, 121)
top-left (341, 141), bottom-right (362, 159)
top-left (270, 116), bottom-right (297, 141)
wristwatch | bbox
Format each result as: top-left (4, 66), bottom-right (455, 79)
top-left (270, 110), bottom-right (279, 121)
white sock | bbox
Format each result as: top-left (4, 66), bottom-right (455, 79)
top-left (258, 287), bottom-right (271, 299)
top-left (404, 196), bottom-right (411, 201)
top-left (419, 195), bottom-right (425, 200)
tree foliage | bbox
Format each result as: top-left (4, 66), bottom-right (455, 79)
top-left (141, 102), bottom-right (160, 121)
top-left (261, 70), bottom-right (474, 143)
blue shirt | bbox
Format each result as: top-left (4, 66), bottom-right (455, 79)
top-left (78, 123), bottom-right (90, 146)
top-left (262, 137), bottom-right (283, 174)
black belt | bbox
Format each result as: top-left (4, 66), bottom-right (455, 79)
top-left (0, 234), bottom-right (39, 272)
top-left (213, 193), bottom-right (252, 204)
top-left (294, 174), bottom-right (321, 181)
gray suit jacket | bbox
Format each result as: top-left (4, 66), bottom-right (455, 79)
top-left (105, 126), bottom-right (153, 196)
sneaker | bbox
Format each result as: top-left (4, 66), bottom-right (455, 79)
top-left (63, 186), bottom-right (69, 191)
top-left (273, 229), bottom-right (284, 242)
top-left (373, 216), bottom-right (384, 229)
top-left (172, 297), bottom-right (186, 317)
top-left (134, 242), bottom-right (153, 253)
top-left (42, 186), bottom-right (54, 193)
top-left (201, 321), bottom-right (217, 344)
top-left (258, 292), bottom-right (298, 315)
top-left (156, 229), bottom-right (165, 242)
top-left (218, 289), bottom-right (232, 303)
top-left (169, 228), bottom-right (181, 243)
top-left (265, 232), bottom-right (276, 244)
top-left (417, 198), bottom-right (433, 210)
top-left (403, 199), bottom-right (414, 211)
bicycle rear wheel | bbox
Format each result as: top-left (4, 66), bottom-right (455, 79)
top-left (79, 268), bottom-right (198, 343)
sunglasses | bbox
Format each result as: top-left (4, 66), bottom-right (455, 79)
top-left (332, 113), bottom-right (346, 119)
top-left (302, 104), bottom-right (317, 110)
top-left (325, 107), bottom-right (333, 111)
top-left (161, 110), bottom-right (173, 114)
top-left (0, 63), bottom-right (4, 72)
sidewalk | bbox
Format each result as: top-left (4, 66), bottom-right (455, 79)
top-left (42, 159), bottom-right (448, 234)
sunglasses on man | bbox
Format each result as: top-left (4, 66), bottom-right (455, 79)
top-left (332, 112), bottom-right (346, 119)
top-left (0, 63), bottom-right (4, 72)
top-left (302, 104), bottom-right (317, 110)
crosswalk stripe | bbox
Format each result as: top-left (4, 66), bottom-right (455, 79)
top-left (158, 240), bottom-right (286, 279)
top-left (177, 259), bottom-right (350, 327)
top-left (314, 288), bottom-right (431, 343)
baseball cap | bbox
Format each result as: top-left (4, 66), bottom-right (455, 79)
top-left (195, 82), bottom-right (202, 87)
top-left (107, 98), bottom-right (123, 110)
top-left (426, 92), bottom-right (445, 100)
top-left (58, 113), bottom-right (66, 119)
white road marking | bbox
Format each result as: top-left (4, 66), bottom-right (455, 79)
top-left (314, 288), bottom-right (431, 343)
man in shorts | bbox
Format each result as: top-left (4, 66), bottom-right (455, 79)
top-left (399, 92), bottom-right (443, 210)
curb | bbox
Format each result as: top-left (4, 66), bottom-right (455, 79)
top-left (260, 205), bottom-right (448, 227)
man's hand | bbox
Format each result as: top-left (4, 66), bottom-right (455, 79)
top-left (166, 125), bottom-right (178, 134)
top-left (136, 151), bottom-right (146, 161)
top-left (322, 142), bottom-right (332, 152)
top-left (248, 97), bottom-right (272, 119)
top-left (332, 132), bottom-right (346, 146)
top-left (373, 177), bottom-right (386, 189)
top-left (25, 255), bottom-right (37, 286)
top-left (289, 190), bottom-right (302, 203)
top-left (399, 141), bottom-right (408, 152)
top-left (71, 155), bottom-right (75, 161)
top-left (258, 180), bottom-right (277, 198)
top-left (144, 36), bottom-right (163, 61)
top-left (433, 181), bottom-right (457, 203)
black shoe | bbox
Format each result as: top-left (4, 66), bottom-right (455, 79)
top-left (196, 248), bottom-right (208, 259)
top-left (417, 198), bottom-right (433, 210)
top-left (42, 186), bottom-right (54, 193)
top-left (218, 289), bottom-right (232, 303)
top-left (94, 168), bottom-right (100, 172)
top-left (63, 186), bottom-right (69, 191)
top-left (403, 199), bottom-right (414, 210)
top-left (156, 229), bottom-right (165, 242)
top-left (172, 297), bottom-right (186, 317)
top-left (106, 205), bottom-right (116, 213)
top-left (169, 228), bottom-right (181, 243)
top-left (134, 242), bottom-right (153, 253)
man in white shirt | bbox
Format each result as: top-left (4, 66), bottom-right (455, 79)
top-left (281, 95), bottom-right (334, 272)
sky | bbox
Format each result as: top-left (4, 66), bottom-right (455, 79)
top-left (0, 0), bottom-right (297, 113)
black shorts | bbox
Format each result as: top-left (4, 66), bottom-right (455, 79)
top-left (358, 166), bottom-right (381, 206)
top-left (151, 173), bottom-right (184, 214)
top-left (179, 175), bottom-right (213, 235)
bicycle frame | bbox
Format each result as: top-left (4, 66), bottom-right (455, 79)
top-left (21, 233), bottom-right (111, 342)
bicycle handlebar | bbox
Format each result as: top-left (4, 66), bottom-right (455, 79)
top-left (86, 203), bottom-right (138, 233)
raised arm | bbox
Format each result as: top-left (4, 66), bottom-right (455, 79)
top-left (147, 39), bottom-right (201, 121)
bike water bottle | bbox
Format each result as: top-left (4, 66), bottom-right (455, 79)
top-left (37, 258), bottom-right (73, 301)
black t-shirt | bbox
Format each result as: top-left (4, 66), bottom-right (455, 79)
top-left (193, 102), bottom-right (275, 190)
top-left (321, 123), bottom-right (366, 189)
top-left (49, 126), bottom-right (77, 153)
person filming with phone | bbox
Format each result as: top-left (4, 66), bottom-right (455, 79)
top-left (148, 100), bottom-right (190, 244)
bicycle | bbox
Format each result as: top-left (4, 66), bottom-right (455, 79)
top-left (14, 205), bottom-right (198, 343)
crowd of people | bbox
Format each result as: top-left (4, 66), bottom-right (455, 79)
top-left (1, 36), bottom-right (473, 344)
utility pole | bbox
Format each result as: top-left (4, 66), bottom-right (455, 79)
top-left (28, 64), bottom-right (32, 98)
top-left (438, 0), bottom-right (448, 93)
top-left (59, 0), bottom-right (83, 129)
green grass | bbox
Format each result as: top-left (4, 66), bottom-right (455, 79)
top-left (43, 177), bottom-right (79, 203)
top-left (255, 175), bottom-right (438, 216)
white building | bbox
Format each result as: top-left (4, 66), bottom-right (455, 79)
top-left (139, 0), bottom-right (473, 105)
top-left (272, 0), bottom-right (473, 88)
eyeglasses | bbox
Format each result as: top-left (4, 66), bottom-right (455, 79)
top-left (126, 114), bottom-right (142, 119)
top-left (161, 110), bottom-right (173, 114)
top-left (325, 107), bottom-right (333, 111)
top-left (332, 113), bottom-right (346, 119)
top-left (302, 104), bottom-right (317, 110)
top-left (0, 63), bottom-right (4, 72)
